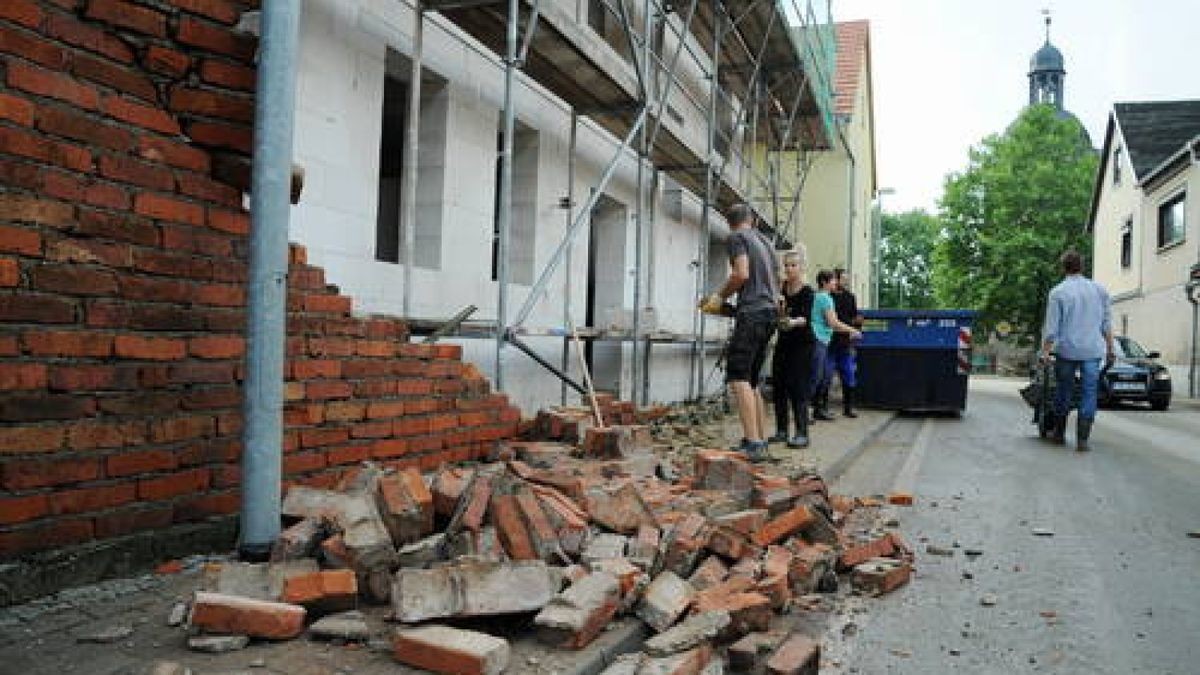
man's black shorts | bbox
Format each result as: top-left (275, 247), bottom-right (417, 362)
top-left (726, 307), bottom-right (776, 387)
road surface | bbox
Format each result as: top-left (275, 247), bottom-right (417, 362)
top-left (825, 377), bottom-right (1200, 674)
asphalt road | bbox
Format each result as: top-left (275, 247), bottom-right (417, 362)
top-left (824, 378), bottom-right (1200, 674)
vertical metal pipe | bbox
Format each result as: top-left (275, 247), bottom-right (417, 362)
top-left (401, 0), bottom-right (424, 317)
top-left (643, 168), bottom-right (658, 404)
top-left (496, 0), bottom-right (519, 388)
top-left (562, 112), bottom-right (578, 405)
top-left (696, 5), bottom-right (720, 400)
top-left (240, 0), bottom-right (301, 559)
top-left (631, 0), bottom-right (651, 405)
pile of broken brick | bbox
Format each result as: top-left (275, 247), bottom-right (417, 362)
top-left (182, 404), bottom-right (914, 674)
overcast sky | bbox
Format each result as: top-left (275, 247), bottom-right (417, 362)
top-left (830, 0), bottom-right (1200, 213)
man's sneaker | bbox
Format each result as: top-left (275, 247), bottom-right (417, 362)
top-left (787, 435), bottom-right (809, 449)
top-left (736, 439), bottom-right (771, 463)
top-left (729, 437), bottom-right (750, 453)
top-left (767, 432), bottom-right (789, 444)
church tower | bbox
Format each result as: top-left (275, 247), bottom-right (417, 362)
top-left (1028, 11), bottom-right (1065, 111)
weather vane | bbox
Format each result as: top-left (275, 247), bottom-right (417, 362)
top-left (1042, 8), bottom-right (1052, 42)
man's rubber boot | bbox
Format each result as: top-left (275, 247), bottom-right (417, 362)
top-left (1050, 412), bottom-right (1067, 444)
top-left (1076, 417), bottom-right (1093, 451)
top-left (843, 387), bottom-right (858, 418)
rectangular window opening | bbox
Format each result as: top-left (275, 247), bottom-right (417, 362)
top-left (1157, 192), bottom-right (1186, 250)
top-left (375, 75), bottom-right (407, 263)
top-left (1113, 146), bottom-right (1122, 185)
top-left (375, 49), bottom-right (449, 270)
top-left (491, 121), bottom-right (540, 284)
top-left (1120, 218), bottom-right (1132, 268)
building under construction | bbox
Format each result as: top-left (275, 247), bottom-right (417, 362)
top-left (287, 0), bottom-right (874, 412)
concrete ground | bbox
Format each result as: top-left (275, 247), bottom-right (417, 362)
top-left (0, 401), bottom-right (895, 675)
top-left (823, 377), bottom-right (1200, 674)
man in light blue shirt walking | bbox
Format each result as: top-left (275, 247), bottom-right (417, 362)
top-left (1039, 250), bottom-right (1114, 450)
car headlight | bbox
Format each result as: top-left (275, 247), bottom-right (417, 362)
top-left (1154, 370), bottom-right (1171, 381)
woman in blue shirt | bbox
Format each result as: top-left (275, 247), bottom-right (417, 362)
top-left (810, 270), bottom-right (862, 421)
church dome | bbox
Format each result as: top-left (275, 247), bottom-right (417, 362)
top-left (1029, 42), bottom-right (1064, 73)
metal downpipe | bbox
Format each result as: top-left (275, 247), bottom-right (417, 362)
top-left (239, 0), bottom-right (302, 559)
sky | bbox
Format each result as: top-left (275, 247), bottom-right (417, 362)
top-left (830, 0), bottom-right (1200, 213)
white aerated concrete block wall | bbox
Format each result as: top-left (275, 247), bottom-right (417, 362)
top-left (292, 0), bottom-right (731, 413)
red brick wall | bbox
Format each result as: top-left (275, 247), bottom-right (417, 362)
top-left (0, 0), bottom-right (520, 559)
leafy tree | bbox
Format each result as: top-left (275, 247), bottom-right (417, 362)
top-left (932, 104), bottom-right (1096, 342)
top-left (879, 209), bottom-right (940, 309)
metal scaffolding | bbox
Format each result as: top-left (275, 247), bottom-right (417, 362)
top-left (411, 0), bottom-right (837, 403)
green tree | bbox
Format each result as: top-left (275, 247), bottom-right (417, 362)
top-left (932, 104), bottom-right (1096, 342)
top-left (879, 209), bottom-right (940, 309)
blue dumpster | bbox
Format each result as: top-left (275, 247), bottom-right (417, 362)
top-left (855, 309), bottom-right (978, 412)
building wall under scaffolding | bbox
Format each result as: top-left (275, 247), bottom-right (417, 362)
top-left (290, 0), bottom-right (732, 412)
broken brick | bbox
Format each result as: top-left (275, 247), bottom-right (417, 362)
top-left (728, 630), bottom-right (789, 673)
top-left (189, 591), bottom-right (306, 640)
top-left (687, 555), bottom-right (729, 591)
top-left (752, 505), bottom-right (813, 547)
top-left (838, 533), bottom-right (896, 570)
top-left (534, 572), bottom-right (621, 649)
top-left (280, 569), bottom-right (358, 614)
top-left (391, 559), bottom-right (557, 622)
top-left (692, 590), bottom-right (772, 637)
top-left (392, 625), bottom-right (510, 675)
top-left (584, 482), bottom-right (656, 534)
top-left (432, 466), bottom-right (473, 518)
top-left (637, 571), bottom-right (696, 632)
top-left (516, 489), bottom-right (563, 562)
top-left (376, 469), bottom-right (434, 545)
top-left (491, 493), bottom-right (537, 561)
top-left (765, 632), bottom-right (820, 674)
top-left (851, 559), bottom-right (911, 596)
top-left (694, 450), bottom-right (754, 497)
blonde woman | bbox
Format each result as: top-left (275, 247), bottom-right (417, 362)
top-left (769, 249), bottom-right (815, 448)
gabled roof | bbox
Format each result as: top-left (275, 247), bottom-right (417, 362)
top-left (1085, 100), bottom-right (1200, 231)
top-left (1113, 100), bottom-right (1200, 179)
top-left (832, 20), bottom-right (869, 117)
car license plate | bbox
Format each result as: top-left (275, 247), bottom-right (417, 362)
top-left (1112, 382), bottom-right (1144, 392)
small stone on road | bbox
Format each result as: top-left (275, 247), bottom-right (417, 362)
top-left (980, 594), bottom-right (998, 607)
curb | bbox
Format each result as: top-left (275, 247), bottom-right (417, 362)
top-left (561, 619), bottom-right (649, 675)
top-left (820, 412), bottom-right (899, 484)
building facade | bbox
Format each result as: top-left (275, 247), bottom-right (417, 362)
top-left (781, 20), bottom-right (876, 303)
top-left (1088, 101), bottom-right (1200, 398)
top-left (289, 0), bottom-right (839, 412)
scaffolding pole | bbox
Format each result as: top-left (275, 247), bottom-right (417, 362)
top-left (401, 1), bottom-right (424, 318)
top-left (495, 0), bottom-right (520, 389)
top-left (561, 111), bottom-right (578, 405)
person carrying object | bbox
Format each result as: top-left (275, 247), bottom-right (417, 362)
top-left (699, 204), bottom-right (779, 462)
top-left (1039, 249), bottom-right (1114, 451)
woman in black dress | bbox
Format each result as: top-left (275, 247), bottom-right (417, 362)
top-left (768, 249), bottom-right (815, 448)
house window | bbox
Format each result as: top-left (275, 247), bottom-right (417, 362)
top-left (1120, 218), bottom-right (1132, 268)
top-left (1157, 192), bottom-right (1186, 249)
top-left (491, 122), bottom-right (539, 284)
top-left (1112, 146), bottom-right (1122, 185)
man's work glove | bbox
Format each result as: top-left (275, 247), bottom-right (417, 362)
top-left (699, 293), bottom-right (724, 315)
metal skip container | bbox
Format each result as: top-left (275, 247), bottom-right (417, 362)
top-left (855, 310), bottom-right (979, 413)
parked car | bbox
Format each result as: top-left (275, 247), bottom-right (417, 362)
top-left (1100, 336), bottom-right (1172, 410)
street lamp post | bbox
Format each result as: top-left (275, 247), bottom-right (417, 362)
top-left (873, 187), bottom-right (895, 308)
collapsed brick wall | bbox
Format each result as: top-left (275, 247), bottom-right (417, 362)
top-left (0, 0), bottom-right (520, 559)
